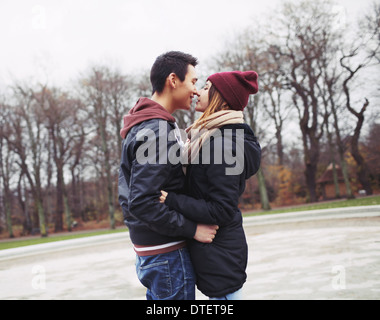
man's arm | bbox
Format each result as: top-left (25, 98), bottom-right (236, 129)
top-left (123, 121), bottom-right (217, 241)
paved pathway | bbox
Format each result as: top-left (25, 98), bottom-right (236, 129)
top-left (1, 206), bottom-right (379, 300)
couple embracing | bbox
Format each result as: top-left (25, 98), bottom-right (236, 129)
top-left (118, 51), bottom-right (261, 300)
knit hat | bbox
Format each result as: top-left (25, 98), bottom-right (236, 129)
top-left (207, 71), bottom-right (259, 111)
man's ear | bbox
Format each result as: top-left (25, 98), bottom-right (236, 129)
top-left (168, 73), bottom-right (177, 89)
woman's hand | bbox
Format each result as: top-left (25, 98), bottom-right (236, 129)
top-left (159, 190), bottom-right (168, 203)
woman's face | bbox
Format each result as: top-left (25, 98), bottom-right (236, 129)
top-left (195, 80), bottom-right (212, 112)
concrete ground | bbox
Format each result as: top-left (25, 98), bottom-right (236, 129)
top-left (0, 206), bottom-right (379, 300)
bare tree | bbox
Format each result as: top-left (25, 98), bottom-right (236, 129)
top-left (6, 85), bottom-right (48, 237)
top-left (261, 45), bottom-right (293, 166)
top-left (0, 102), bottom-right (15, 237)
top-left (340, 52), bottom-right (373, 195)
top-left (32, 86), bottom-right (84, 231)
top-left (277, 0), bottom-right (342, 202)
top-left (319, 63), bottom-right (355, 199)
top-left (79, 66), bottom-right (122, 229)
top-left (335, 1), bottom-right (380, 195)
top-left (104, 69), bottom-right (134, 159)
top-left (68, 126), bottom-right (87, 222)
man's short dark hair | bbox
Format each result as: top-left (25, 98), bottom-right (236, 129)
top-left (150, 51), bottom-right (198, 94)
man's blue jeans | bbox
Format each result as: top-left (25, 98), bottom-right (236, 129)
top-left (136, 247), bottom-right (196, 300)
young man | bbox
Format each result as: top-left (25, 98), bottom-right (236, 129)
top-left (118, 51), bottom-right (218, 300)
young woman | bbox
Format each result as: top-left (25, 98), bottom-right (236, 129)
top-left (160, 71), bottom-right (262, 300)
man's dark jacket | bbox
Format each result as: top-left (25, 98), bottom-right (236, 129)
top-left (118, 98), bottom-right (197, 246)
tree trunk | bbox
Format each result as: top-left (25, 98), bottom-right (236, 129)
top-left (55, 164), bottom-right (64, 232)
top-left (63, 192), bottom-right (72, 232)
top-left (300, 118), bottom-right (320, 203)
top-left (257, 167), bottom-right (271, 211)
top-left (36, 197), bottom-right (47, 237)
top-left (329, 92), bottom-right (354, 199)
top-left (100, 122), bottom-right (115, 229)
top-left (4, 194), bottom-right (14, 238)
top-left (0, 138), bottom-right (14, 238)
top-left (325, 121), bottom-right (341, 198)
top-left (350, 99), bottom-right (373, 195)
top-left (275, 126), bottom-right (284, 166)
top-left (18, 174), bottom-right (32, 235)
top-left (304, 162), bottom-right (318, 203)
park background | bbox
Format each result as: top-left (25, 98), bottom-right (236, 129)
top-left (0, 0), bottom-right (379, 239)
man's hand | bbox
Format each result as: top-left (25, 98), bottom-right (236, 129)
top-left (194, 224), bottom-right (219, 243)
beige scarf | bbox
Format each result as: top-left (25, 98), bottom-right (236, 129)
top-left (184, 110), bottom-right (244, 164)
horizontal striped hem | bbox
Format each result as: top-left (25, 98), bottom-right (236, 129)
top-left (134, 241), bottom-right (186, 257)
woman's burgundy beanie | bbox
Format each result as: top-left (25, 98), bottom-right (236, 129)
top-left (207, 71), bottom-right (259, 111)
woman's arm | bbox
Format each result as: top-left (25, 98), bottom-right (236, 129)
top-left (163, 161), bottom-right (241, 227)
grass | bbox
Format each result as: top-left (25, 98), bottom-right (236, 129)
top-left (0, 228), bottom-right (127, 251)
top-left (244, 195), bottom-right (380, 217)
top-left (1, 195), bottom-right (379, 251)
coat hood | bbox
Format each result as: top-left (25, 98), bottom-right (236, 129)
top-left (120, 98), bottom-right (176, 139)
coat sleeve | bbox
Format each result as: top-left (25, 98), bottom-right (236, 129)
top-left (165, 133), bottom-right (244, 226)
top-left (165, 163), bottom-right (241, 226)
top-left (124, 123), bottom-right (197, 239)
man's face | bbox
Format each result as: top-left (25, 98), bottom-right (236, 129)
top-left (172, 65), bottom-right (199, 111)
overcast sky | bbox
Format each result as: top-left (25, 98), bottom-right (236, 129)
top-left (0, 0), bottom-right (374, 89)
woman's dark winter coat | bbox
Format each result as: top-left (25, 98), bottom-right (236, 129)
top-left (165, 123), bottom-right (261, 297)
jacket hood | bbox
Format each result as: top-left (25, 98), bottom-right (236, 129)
top-left (120, 98), bottom-right (176, 139)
